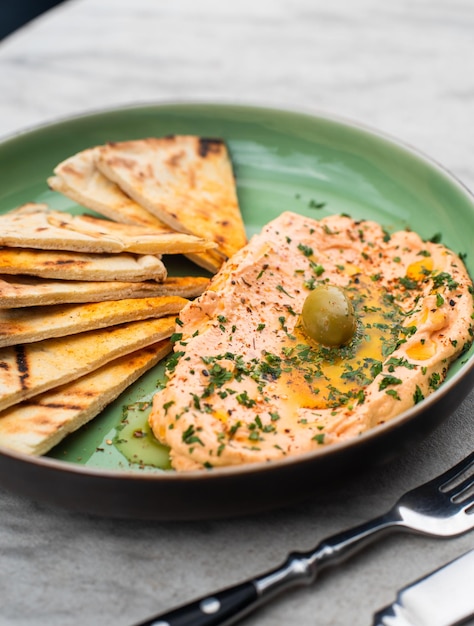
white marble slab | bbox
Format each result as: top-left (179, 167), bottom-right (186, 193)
top-left (1, 1), bottom-right (474, 625)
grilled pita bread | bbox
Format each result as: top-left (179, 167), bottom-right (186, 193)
top-left (94, 136), bottom-right (247, 262)
top-left (0, 247), bottom-right (167, 282)
top-left (0, 315), bottom-right (176, 413)
top-left (0, 204), bottom-right (216, 255)
top-left (48, 147), bottom-right (170, 229)
top-left (0, 295), bottom-right (186, 348)
top-left (182, 250), bottom-right (224, 273)
top-left (0, 341), bottom-right (172, 456)
top-left (48, 144), bottom-right (228, 272)
top-left (0, 274), bottom-right (209, 308)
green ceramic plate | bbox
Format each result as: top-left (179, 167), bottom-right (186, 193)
top-left (0, 103), bottom-right (473, 520)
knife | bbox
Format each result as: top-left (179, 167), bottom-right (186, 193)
top-left (372, 549), bottom-right (474, 626)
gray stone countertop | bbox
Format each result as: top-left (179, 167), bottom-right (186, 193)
top-left (1, 1), bottom-right (474, 624)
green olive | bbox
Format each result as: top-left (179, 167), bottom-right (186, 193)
top-left (301, 285), bottom-right (356, 346)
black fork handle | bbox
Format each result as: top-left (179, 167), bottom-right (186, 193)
top-left (132, 513), bottom-right (398, 626)
top-left (133, 581), bottom-right (258, 626)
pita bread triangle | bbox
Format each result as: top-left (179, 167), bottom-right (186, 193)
top-left (0, 315), bottom-right (176, 413)
top-left (0, 203), bottom-right (216, 255)
top-left (48, 147), bottom-right (223, 272)
top-left (0, 274), bottom-right (209, 308)
top-left (0, 247), bottom-right (167, 282)
top-left (183, 249), bottom-right (224, 273)
top-left (0, 341), bottom-right (172, 456)
top-left (48, 147), bottom-right (170, 230)
top-left (94, 136), bottom-right (247, 262)
top-left (0, 295), bottom-right (187, 348)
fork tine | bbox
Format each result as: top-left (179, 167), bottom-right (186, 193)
top-left (433, 451), bottom-right (474, 491)
top-left (448, 475), bottom-right (474, 503)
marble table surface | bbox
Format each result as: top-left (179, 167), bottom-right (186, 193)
top-left (1, 1), bottom-right (474, 624)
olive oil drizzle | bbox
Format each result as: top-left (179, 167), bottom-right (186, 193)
top-left (171, 276), bottom-right (406, 420)
top-left (275, 276), bottom-right (405, 410)
top-left (114, 400), bottom-right (171, 469)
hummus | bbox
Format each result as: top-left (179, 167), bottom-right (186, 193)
top-left (149, 212), bottom-right (474, 471)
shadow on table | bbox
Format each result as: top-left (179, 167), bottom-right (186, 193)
top-left (0, 0), bottom-right (66, 40)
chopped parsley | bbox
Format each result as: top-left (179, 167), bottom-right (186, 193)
top-left (429, 372), bottom-right (442, 390)
top-left (182, 424), bottom-right (204, 446)
top-left (379, 376), bottom-right (403, 391)
top-left (308, 199), bottom-right (326, 210)
top-left (431, 272), bottom-right (459, 291)
top-left (276, 284), bottom-right (294, 298)
top-left (297, 243), bottom-right (313, 257)
top-left (236, 390), bottom-right (256, 408)
top-left (399, 276), bottom-right (419, 290)
top-left (413, 386), bottom-right (425, 404)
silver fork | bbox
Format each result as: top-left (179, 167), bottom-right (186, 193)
top-left (134, 451), bottom-right (474, 626)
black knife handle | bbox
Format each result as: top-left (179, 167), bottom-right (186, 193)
top-left (133, 581), bottom-right (258, 626)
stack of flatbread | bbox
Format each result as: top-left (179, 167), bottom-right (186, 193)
top-left (0, 135), bottom-right (247, 457)
top-left (48, 135), bottom-right (247, 272)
